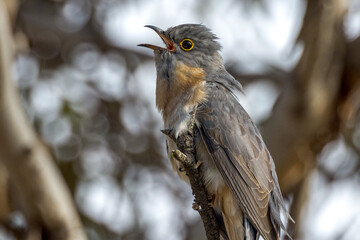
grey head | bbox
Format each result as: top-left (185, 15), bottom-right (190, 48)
top-left (139, 24), bottom-right (243, 93)
top-left (139, 24), bottom-right (224, 77)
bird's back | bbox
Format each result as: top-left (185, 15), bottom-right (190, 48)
top-left (195, 81), bottom-right (288, 240)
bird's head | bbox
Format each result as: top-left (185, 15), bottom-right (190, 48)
top-left (138, 24), bottom-right (236, 115)
top-left (139, 24), bottom-right (223, 79)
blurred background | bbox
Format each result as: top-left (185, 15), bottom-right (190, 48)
top-left (0, 0), bottom-right (360, 239)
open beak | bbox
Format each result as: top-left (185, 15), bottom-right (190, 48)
top-left (138, 25), bottom-right (175, 51)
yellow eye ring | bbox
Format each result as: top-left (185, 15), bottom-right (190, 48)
top-left (180, 39), bottom-right (194, 51)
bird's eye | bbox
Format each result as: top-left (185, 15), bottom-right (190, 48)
top-left (180, 39), bottom-right (194, 51)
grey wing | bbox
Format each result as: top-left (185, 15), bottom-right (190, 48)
top-left (197, 82), bottom-right (287, 240)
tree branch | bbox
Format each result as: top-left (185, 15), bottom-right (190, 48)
top-left (162, 107), bottom-right (220, 240)
top-left (0, 1), bottom-right (87, 239)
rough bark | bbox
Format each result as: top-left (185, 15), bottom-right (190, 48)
top-left (0, 1), bottom-right (87, 239)
top-left (162, 107), bottom-right (220, 240)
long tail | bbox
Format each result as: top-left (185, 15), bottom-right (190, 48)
top-left (218, 187), bottom-right (245, 240)
top-left (244, 215), bottom-right (259, 240)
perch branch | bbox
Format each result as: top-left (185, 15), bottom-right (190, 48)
top-left (162, 106), bottom-right (220, 240)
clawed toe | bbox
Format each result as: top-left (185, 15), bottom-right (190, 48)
top-left (208, 194), bottom-right (215, 207)
top-left (195, 161), bottom-right (203, 169)
top-left (192, 201), bottom-right (200, 211)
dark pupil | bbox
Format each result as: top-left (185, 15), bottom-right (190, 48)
top-left (182, 40), bottom-right (192, 49)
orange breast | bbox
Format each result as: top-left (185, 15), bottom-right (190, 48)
top-left (156, 62), bottom-right (207, 121)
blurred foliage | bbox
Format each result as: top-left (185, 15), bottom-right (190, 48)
top-left (15, 0), bottom-right (201, 239)
top-left (0, 0), bottom-right (360, 239)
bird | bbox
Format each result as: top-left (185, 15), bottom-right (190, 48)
top-left (139, 24), bottom-right (291, 240)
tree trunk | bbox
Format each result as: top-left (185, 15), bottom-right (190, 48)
top-left (0, 1), bottom-right (87, 239)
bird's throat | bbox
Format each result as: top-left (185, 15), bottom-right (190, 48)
top-left (156, 62), bottom-right (207, 122)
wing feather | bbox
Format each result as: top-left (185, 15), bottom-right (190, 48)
top-left (197, 82), bottom-right (281, 240)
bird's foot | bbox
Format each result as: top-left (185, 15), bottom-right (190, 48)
top-left (171, 149), bottom-right (190, 165)
top-left (192, 201), bottom-right (200, 211)
top-left (195, 161), bottom-right (203, 169)
top-left (208, 194), bottom-right (215, 207)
